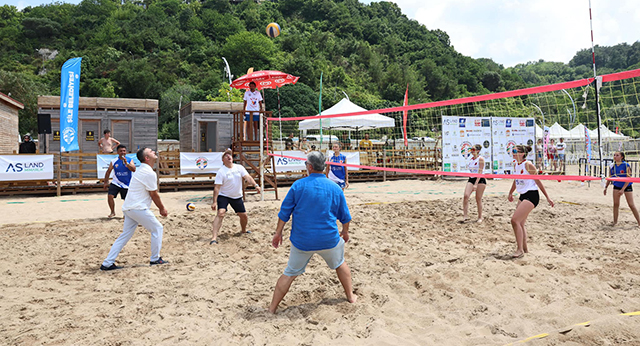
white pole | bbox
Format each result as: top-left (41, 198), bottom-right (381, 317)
top-left (260, 112), bottom-right (264, 201)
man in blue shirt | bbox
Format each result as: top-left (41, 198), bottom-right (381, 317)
top-left (103, 144), bottom-right (136, 218)
top-left (268, 151), bottom-right (356, 314)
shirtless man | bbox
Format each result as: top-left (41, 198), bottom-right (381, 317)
top-left (98, 130), bottom-right (120, 154)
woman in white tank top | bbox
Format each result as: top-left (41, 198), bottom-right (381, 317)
top-left (507, 145), bottom-right (554, 259)
top-left (462, 144), bottom-right (486, 223)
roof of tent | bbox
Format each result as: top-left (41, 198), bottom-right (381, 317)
top-left (595, 124), bottom-right (628, 139)
top-left (298, 98), bottom-right (395, 131)
top-left (548, 122), bottom-right (572, 139)
top-left (568, 124), bottom-right (597, 140)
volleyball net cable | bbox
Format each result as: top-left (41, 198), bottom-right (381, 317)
top-left (266, 68), bottom-right (640, 183)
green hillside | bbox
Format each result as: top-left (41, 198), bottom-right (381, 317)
top-left (0, 0), bottom-right (638, 137)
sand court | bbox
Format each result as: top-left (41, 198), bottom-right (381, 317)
top-left (1, 179), bottom-right (639, 345)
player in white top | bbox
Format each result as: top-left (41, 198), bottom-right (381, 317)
top-left (100, 147), bottom-right (168, 270)
top-left (462, 144), bottom-right (486, 223)
top-left (210, 149), bottom-right (261, 244)
top-left (243, 81), bottom-right (263, 141)
top-left (507, 145), bottom-right (554, 259)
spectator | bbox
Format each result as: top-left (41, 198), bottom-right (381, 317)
top-left (19, 134), bottom-right (36, 153)
top-left (284, 133), bottom-right (295, 150)
top-left (269, 151), bottom-right (356, 313)
top-left (98, 130), bottom-right (120, 154)
top-left (547, 139), bottom-right (557, 171)
top-left (103, 144), bottom-right (136, 218)
top-left (340, 133), bottom-right (351, 150)
top-left (556, 137), bottom-right (566, 173)
top-left (359, 133), bottom-right (372, 150)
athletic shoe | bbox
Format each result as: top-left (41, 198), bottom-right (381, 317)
top-left (100, 264), bottom-right (122, 271)
top-left (150, 257), bottom-right (168, 266)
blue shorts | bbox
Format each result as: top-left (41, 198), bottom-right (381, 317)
top-left (334, 180), bottom-right (346, 189)
top-left (244, 112), bottom-right (260, 121)
top-left (557, 153), bottom-right (565, 161)
top-left (283, 238), bottom-right (345, 276)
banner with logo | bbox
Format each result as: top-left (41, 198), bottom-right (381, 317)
top-left (274, 151), bottom-right (308, 172)
top-left (326, 151), bottom-right (361, 171)
top-left (96, 154), bottom-right (141, 178)
top-left (0, 155), bottom-right (54, 181)
top-left (491, 118), bottom-right (536, 174)
top-left (585, 126), bottom-right (592, 173)
top-left (60, 57), bottom-right (82, 152)
top-left (441, 116), bottom-right (492, 173)
top-left (180, 152), bottom-right (224, 174)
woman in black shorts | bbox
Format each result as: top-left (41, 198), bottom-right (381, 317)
top-left (603, 151), bottom-right (640, 226)
top-left (508, 145), bottom-right (554, 258)
top-left (463, 144), bottom-right (486, 223)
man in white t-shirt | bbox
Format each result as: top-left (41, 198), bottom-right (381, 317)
top-left (243, 81), bottom-right (263, 141)
top-left (210, 149), bottom-right (261, 245)
top-left (100, 147), bottom-right (169, 270)
top-left (556, 137), bottom-right (567, 173)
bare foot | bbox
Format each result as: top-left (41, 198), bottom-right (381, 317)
top-left (347, 294), bottom-right (358, 304)
top-left (476, 218), bottom-right (483, 223)
top-left (609, 222), bottom-right (617, 227)
top-left (107, 213), bottom-right (115, 218)
top-left (511, 251), bottom-right (524, 259)
top-left (459, 217), bottom-right (469, 223)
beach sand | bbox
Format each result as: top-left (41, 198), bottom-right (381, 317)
top-left (1, 179), bottom-right (639, 345)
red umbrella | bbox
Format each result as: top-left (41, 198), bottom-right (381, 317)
top-left (230, 70), bottom-right (299, 90)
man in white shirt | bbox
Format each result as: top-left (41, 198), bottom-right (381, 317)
top-left (210, 149), bottom-right (261, 245)
top-left (243, 81), bottom-right (263, 141)
top-left (100, 147), bottom-right (169, 270)
top-left (556, 137), bottom-right (567, 173)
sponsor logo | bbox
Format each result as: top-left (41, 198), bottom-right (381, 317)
top-left (520, 120), bottom-right (526, 127)
top-left (460, 130), bottom-right (465, 137)
top-left (5, 162), bottom-right (46, 173)
top-left (274, 79), bottom-right (285, 83)
top-left (506, 140), bottom-right (517, 154)
top-left (461, 141), bottom-right (473, 158)
top-left (459, 118), bottom-right (466, 128)
top-left (506, 119), bottom-right (512, 128)
top-left (63, 128), bottom-right (76, 144)
top-left (526, 119), bottom-right (534, 127)
top-left (527, 139), bottom-right (533, 146)
top-left (195, 157), bottom-right (208, 170)
top-left (482, 119), bottom-right (490, 127)
top-left (483, 140), bottom-right (490, 148)
top-left (474, 119), bottom-right (481, 127)
top-left (260, 81), bottom-right (271, 86)
top-left (506, 130), bottom-right (511, 137)
top-left (445, 131), bottom-right (450, 136)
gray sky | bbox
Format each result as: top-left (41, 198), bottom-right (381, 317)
top-left (4, 0), bottom-right (639, 67)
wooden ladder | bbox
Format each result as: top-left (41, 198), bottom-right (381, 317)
top-left (232, 140), bottom-right (279, 200)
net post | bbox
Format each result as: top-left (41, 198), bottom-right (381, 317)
top-left (383, 148), bottom-right (387, 182)
top-left (260, 112), bottom-right (264, 202)
top-left (594, 76), bottom-right (605, 183)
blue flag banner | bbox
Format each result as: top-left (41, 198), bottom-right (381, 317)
top-left (60, 57), bottom-right (82, 152)
top-left (585, 125), bottom-right (592, 173)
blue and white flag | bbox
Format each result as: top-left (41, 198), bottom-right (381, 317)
top-left (60, 57), bottom-right (82, 152)
top-left (585, 125), bottom-right (592, 173)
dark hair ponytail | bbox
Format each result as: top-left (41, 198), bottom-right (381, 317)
top-left (515, 145), bottom-right (532, 155)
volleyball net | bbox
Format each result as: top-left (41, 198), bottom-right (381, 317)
top-left (265, 68), bottom-right (640, 183)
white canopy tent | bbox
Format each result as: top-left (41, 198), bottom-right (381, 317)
top-left (594, 124), bottom-right (627, 140)
top-left (548, 122), bottom-right (572, 139)
top-left (568, 124), bottom-right (597, 140)
top-left (298, 98), bottom-right (395, 131)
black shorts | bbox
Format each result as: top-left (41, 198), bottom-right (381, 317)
top-left (108, 183), bottom-right (128, 199)
top-left (519, 190), bottom-right (540, 207)
top-left (613, 185), bottom-right (633, 192)
top-left (467, 177), bottom-right (487, 185)
top-left (217, 195), bottom-right (246, 213)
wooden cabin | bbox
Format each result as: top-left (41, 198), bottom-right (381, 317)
top-left (179, 101), bottom-right (243, 152)
top-left (0, 92), bottom-right (23, 154)
top-left (37, 96), bottom-right (158, 153)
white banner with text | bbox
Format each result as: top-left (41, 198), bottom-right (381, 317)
top-left (0, 155), bottom-right (54, 181)
top-left (96, 154), bottom-right (142, 178)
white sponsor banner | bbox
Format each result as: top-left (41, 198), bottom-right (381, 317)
top-left (492, 118), bottom-right (535, 174)
top-left (274, 151), bottom-right (308, 172)
top-left (0, 155), bottom-right (54, 181)
top-left (180, 152), bottom-right (224, 174)
top-left (96, 154), bottom-right (141, 178)
top-left (326, 151), bottom-right (361, 170)
top-left (442, 116), bottom-right (492, 173)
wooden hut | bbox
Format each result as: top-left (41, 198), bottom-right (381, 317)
top-left (0, 92), bottom-right (24, 154)
top-left (179, 101), bottom-right (243, 152)
top-left (37, 96), bottom-right (159, 153)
